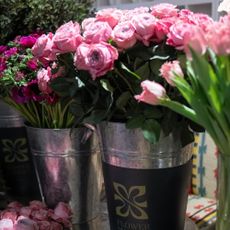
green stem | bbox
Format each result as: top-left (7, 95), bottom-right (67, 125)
top-left (160, 98), bottom-right (201, 126)
top-left (216, 154), bottom-right (230, 230)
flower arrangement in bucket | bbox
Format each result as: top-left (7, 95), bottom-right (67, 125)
top-left (135, 12), bottom-right (230, 230)
top-left (31, 3), bottom-right (214, 230)
top-left (0, 30), bottom-right (102, 224)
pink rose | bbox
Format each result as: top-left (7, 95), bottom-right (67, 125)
top-left (96, 8), bottom-right (122, 28)
top-left (135, 80), bottom-right (166, 105)
top-left (19, 36), bottom-right (37, 48)
top-left (153, 19), bottom-right (172, 42)
top-left (31, 209), bottom-right (48, 221)
top-left (191, 13), bottom-right (214, 32)
top-left (1, 210), bottom-right (18, 223)
top-left (7, 201), bottom-right (22, 210)
top-left (14, 217), bottom-right (39, 230)
top-left (120, 7), bottom-right (149, 22)
top-left (37, 67), bottom-right (52, 94)
top-left (52, 21), bottom-right (83, 54)
top-left (151, 3), bottom-right (178, 19)
top-left (160, 61), bottom-right (184, 86)
top-left (207, 20), bottom-right (230, 55)
top-left (20, 207), bottom-right (32, 217)
top-left (32, 33), bottom-right (55, 60)
top-left (112, 21), bottom-right (137, 49)
top-left (81, 17), bottom-right (97, 31)
top-left (74, 42), bottom-right (118, 79)
top-left (49, 221), bottom-right (63, 230)
top-left (37, 221), bottom-right (50, 230)
top-left (83, 21), bottom-right (112, 43)
top-left (132, 13), bottom-right (156, 46)
top-left (167, 22), bottom-right (207, 55)
top-left (0, 219), bottom-right (14, 230)
top-left (54, 202), bottom-right (72, 219)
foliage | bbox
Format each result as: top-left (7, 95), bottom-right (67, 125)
top-left (0, 0), bottom-right (94, 44)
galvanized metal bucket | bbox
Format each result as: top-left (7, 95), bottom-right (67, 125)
top-left (0, 100), bottom-right (40, 200)
top-left (26, 126), bottom-right (102, 224)
top-left (98, 121), bottom-right (193, 230)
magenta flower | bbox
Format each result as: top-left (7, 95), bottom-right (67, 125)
top-left (22, 80), bottom-right (44, 102)
top-left (0, 57), bottom-right (7, 73)
top-left (4, 47), bottom-right (18, 58)
top-left (27, 59), bottom-right (38, 70)
top-left (19, 35), bottom-right (37, 48)
top-left (0, 45), bottom-right (7, 54)
top-left (11, 87), bottom-right (29, 104)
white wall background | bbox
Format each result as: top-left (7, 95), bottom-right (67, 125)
top-left (94, 0), bottom-right (221, 20)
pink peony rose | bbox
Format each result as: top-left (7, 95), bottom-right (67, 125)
top-left (135, 80), bottom-right (166, 105)
top-left (83, 21), bottom-right (112, 43)
top-left (0, 219), bottom-right (14, 230)
top-left (153, 19), bottom-right (172, 42)
top-left (19, 36), bottom-right (37, 48)
top-left (206, 18), bottom-right (230, 55)
top-left (120, 7), bottom-right (149, 22)
top-left (111, 21), bottom-right (137, 49)
top-left (49, 221), bottom-right (63, 230)
top-left (14, 217), bottom-right (39, 230)
top-left (1, 210), bottom-right (18, 223)
top-left (7, 201), bottom-right (23, 210)
top-left (191, 13), bottom-right (214, 32)
top-left (167, 22), bottom-right (207, 55)
top-left (52, 21), bottom-right (83, 54)
top-left (160, 61), bottom-right (184, 86)
top-left (81, 17), bottom-right (97, 31)
top-left (54, 202), bottom-right (72, 219)
top-left (32, 33), bottom-right (55, 60)
top-left (74, 42), bottom-right (118, 79)
top-left (37, 221), bottom-right (50, 230)
top-left (96, 8), bottom-right (122, 28)
top-left (151, 3), bottom-right (179, 19)
top-left (31, 209), bottom-right (48, 221)
top-left (37, 67), bottom-right (53, 94)
top-left (132, 13), bottom-right (156, 46)
top-left (20, 207), bottom-right (32, 217)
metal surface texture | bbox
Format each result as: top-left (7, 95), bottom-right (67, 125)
top-left (0, 100), bottom-right (24, 127)
top-left (26, 126), bottom-right (102, 224)
top-left (98, 122), bottom-right (193, 169)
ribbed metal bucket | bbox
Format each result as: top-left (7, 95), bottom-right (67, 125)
top-left (98, 121), bottom-right (193, 230)
top-left (0, 100), bottom-right (40, 200)
top-left (26, 126), bottom-right (102, 224)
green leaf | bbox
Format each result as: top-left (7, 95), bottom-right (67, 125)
top-left (120, 62), bottom-right (141, 79)
top-left (144, 107), bottom-right (163, 119)
top-left (116, 91), bottom-right (132, 110)
top-left (135, 62), bottom-right (150, 80)
top-left (100, 79), bottom-right (114, 93)
top-left (83, 110), bottom-right (106, 124)
top-left (126, 116), bottom-right (145, 129)
top-left (142, 119), bottom-right (161, 144)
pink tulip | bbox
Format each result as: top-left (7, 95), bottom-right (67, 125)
top-left (135, 80), bottom-right (166, 105)
top-left (160, 61), bottom-right (184, 86)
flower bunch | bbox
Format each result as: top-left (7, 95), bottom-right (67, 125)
top-left (0, 200), bottom-right (72, 229)
top-left (42, 4), bottom-right (211, 145)
top-left (0, 34), bottom-right (74, 128)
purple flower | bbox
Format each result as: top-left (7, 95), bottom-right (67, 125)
top-left (4, 47), bottom-right (18, 58)
top-left (22, 80), bottom-right (44, 102)
top-left (0, 45), bottom-right (7, 54)
top-left (11, 87), bottom-right (29, 104)
top-left (19, 36), bottom-right (37, 48)
top-left (0, 57), bottom-right (7, 73)
top-left (27, 59), bottom-right (38, 70)
top-left (15, 71), bottom-right (25, 81)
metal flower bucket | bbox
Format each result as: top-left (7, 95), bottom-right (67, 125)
top-left (98, 121), bottom-right (193, 230)
top-left (26, 126), bottom-right (102, 224)
top-left (0, 100), bottom-right (40, 200)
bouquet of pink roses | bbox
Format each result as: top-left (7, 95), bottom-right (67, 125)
top-left (34, 3), bottom-right (211, 145)
top-left (0, 34), bottom-right (74, 128)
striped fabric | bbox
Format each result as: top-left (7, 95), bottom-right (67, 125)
top-left (186, 132), bottom-right (218, 229)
